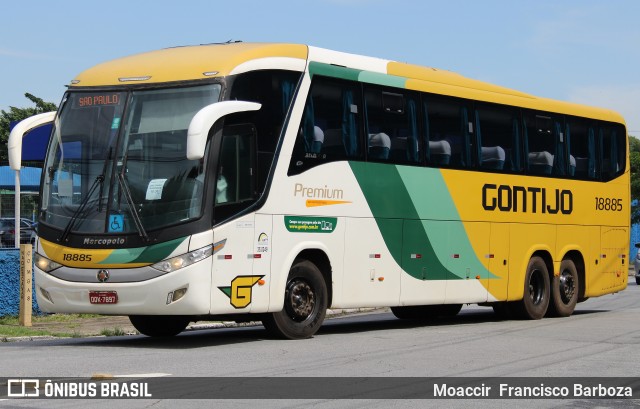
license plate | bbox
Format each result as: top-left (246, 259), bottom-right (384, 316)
top-left (89, 291), bottom-right (118, 304)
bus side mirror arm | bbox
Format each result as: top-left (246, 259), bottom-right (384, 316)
top-left (8, 111), bottom-right (56, 170)
top-left (186, 101), bottom-right (261, 160)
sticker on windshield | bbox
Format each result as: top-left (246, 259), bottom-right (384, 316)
top-left (108, 214), bottom-right (124, 232)
top-left (145, 179), bottom-right (167, 200)
top-left (58, 178), bottom-right (73, 198)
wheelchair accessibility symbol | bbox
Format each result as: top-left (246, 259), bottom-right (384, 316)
top-left (108, 214), bottom-right (124, 232)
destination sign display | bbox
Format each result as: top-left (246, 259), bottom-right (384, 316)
top-left (73, 93), bottom-right (123, 108)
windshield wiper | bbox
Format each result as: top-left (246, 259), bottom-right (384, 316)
top-left (114, 143), bottom-right (149, 242)
top-left (59, 174), bottom-right (104, 243)
top-left (116, 172), bottom-right (149, 242)
top-left (97, 147), bottom-right (112, 212)
top-left (58, 147), bottom-right (113, 243)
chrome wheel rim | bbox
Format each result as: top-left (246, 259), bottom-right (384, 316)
top-left (558, 269), bottom-right (576, 304)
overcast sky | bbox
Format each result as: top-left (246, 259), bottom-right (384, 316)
top-left (2, 0), bottom-right (639, 134)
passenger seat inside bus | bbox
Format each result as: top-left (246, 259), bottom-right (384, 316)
top-left (528, 151), bottom-right (554, 174)
top-left (429, 140), bottom-right (451, 165)
top-left (311, 126), bottom-right (324, 153)
top-left (569, 155), bottom-right (576, 176)
top-left (480, 146), bottom-right (505, 170)
top-left (528, 151), bottom-right (577, 176)
top-left (368, 133), bottom-right (391, 160)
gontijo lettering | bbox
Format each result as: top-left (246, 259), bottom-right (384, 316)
top-left (482, 183), bottom-right (573, 215)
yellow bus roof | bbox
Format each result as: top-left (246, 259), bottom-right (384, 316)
top-left (71, 43), bottom-right (309, 86)
top-left (70, 42), bottom-right (625, 125)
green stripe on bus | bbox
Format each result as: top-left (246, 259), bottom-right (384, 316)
top-left (100, 237), bottom-right (187, 264)
top-left (349, 162), bottom-right (494, 280)
top-left (396, 166), bottom-right (494, 279)
top-left (358, 71), bottom-right (407, 89)
top-left (308, 61), bottom-right (361, 81)
top-left (308, 62), bottom-right (408, 89)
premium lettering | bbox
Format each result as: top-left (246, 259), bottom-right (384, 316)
top-left (294, 183), bottom-right (344, 199)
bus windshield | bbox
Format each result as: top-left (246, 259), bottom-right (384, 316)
top-left (41, 84), bottom-right (221, 236)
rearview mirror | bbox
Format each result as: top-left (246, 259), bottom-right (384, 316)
top-left (186, 101), bottom-right (261, 160)
top-left (8, 111), bottom-right (56, 170)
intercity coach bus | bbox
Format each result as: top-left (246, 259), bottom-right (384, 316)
top-left (9, 42), bottom-right (629, 338)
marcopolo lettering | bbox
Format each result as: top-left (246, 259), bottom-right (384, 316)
top-left (83, 237), bottom-right (126, 245)
top-left (482, 184), bottom-right (573, 215)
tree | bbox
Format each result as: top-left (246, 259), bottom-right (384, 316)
top-left (0, 93), bottom-right (57, 162)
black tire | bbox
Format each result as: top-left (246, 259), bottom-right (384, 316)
top-left (262, 260), bottom-right (328, 340)
top-left (548, 259), bottom-right (579, 317)
top-left (636, 277), bottom-right (640, 285)
top-left (515, 256), bottom-right (550, 320)
top-left (432, 304), bottom-right (462, 317)
top-left (129, 315), bottom-right (190, 337)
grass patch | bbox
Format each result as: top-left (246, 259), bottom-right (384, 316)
top-left (0, 314), bottom-right (105, 339)
top-left (100, 327), bottom-right (126, 337)
top-left (0, 314), bottom-right (101, 326)
top-left (0, 325), bottom-right (75, 339)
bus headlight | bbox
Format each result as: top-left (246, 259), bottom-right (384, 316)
top-left (151, 245), bottom-right (213, 273)
top-left (34, 253), bottom-right (62, 273)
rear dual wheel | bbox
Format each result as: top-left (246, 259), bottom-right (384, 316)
top-left (548, 259), bottom-right (578, 317)
top-left (514, 256), bottom-right (579, 319)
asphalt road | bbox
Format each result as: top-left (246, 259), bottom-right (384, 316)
top-left (1, 277), bottom-right (639, 408)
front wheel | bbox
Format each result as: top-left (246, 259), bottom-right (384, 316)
top-left (548, 259), bottom-right (578, 317)
top-left (515, 256), bottom-right (550, 320)
top-left (129, 315), bottom-right (190, 337)
top-left (262, 260), bottom-right (328, 339)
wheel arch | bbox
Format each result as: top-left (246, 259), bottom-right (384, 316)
top-left (294, 249), bottom-right (333, 307)
top-left (271, 242), bottom-right (334, 312)
top-left (531, 249), bottom-right (554, 285)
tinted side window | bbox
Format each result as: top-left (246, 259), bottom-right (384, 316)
top-left (229, 70), bottom-right (301, 190)
top-left (523, 111), bottom-right (566, 176)
top-left (425, 96), bottom-right (474, 168)
top-left (566, 116), bottom-right (597, 179)
top-left (599, 123), bottom-right (626, 180)
top-left (475, 103), bottom-right (522, 172)
top-left (364, 86), bottom-right (420, 164)
top-left (289, 77), bottom-right (363, 174)
top-left (213, 124), bottom-right (257, 223)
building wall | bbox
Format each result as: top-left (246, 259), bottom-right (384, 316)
top-left (0, 248), bottom-right (40, 316)
top-left (631, 223), bottom-right (640, 261)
